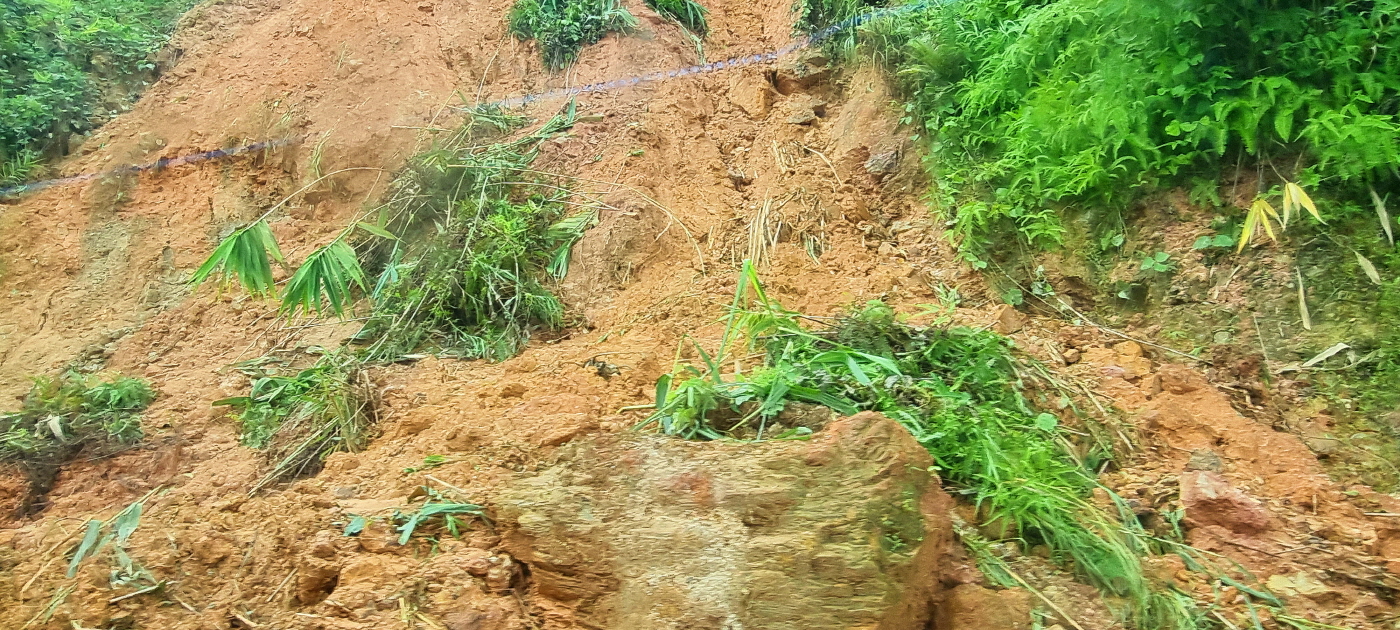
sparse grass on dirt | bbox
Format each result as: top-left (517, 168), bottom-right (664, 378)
top-left (508, 0), bottom-right (639, 70)
top-left (0, 372), bottom-right (154, 514)
top-left (645, 0), bottom-right (708, 35)
top-left (640, 263), bottom-right (1202, 628)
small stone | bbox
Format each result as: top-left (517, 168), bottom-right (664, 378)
top-left (1185, 449), bottom-right (1224, 473)
top-left (499, 382), bottom-right (528, 398)
top-left (1062, 348), bottom-right (1081, 364)
top-left (333, 486), bottom-right (357, 499)
top-left (786, 109), bottom-right (818, 125)
top-left (1180, 470), bottom-right (1270, 534)
top-left (990, 304), bottom-right (1025, 335)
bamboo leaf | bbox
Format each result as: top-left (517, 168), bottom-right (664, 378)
top-left (1280, 185), bottom-right (1295, 229)
top-left (1355, 251), bottom-right (1382, 285)
top-left (66, 520), bottom-right (103, 578)
top-left (355, 222), bottom-right (399, 240)
top-left (189, 220), bottom-right (282, 297)
top-left (280, 240), bottom-right (366, 318)
top-left (1370, 186), bottom-right (1394, 248)
top-left (1286, 182), bottom-right (1322, 223)
top-left (1296, 268), bottom-right (1311, 330)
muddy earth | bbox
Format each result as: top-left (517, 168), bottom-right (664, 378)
top-left (2, 0), bottom-right (1400, 628)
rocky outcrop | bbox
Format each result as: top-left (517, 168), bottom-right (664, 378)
top-left (495, 412), bottom-right (955, 629)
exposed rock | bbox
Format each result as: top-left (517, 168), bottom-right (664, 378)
top-left (729, 74), bottom-right (775, 118)
top-left (1180, 470), bottom-right (1270, 534)
top-left (936, 583), bottom-right (1032, 630)
top-left (1185, 449), bottom-right (1224, 473)
top-left (774, 51), bottom-right (833, 95)
top-left (990, 304), bottom-right (1025, 334)
top-left (496, 412), bottom-right (953, 629)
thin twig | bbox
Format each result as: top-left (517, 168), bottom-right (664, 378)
top-left (108, 583), bottom-right (163, 604)
top-left (266, 567), bottom-right (298, 603)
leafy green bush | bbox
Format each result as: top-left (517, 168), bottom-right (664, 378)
top-left (190, 108), bottom-right (593, 362)
top-left (0, 372), bottom-right (155, 512)
top-left (868, 0), bottom-right (1400, 261)
top-left (508, 0), bottom-right (638, 69)
top-left (795, 0), bottom-right (884, 54)
top-left (0, 0), bottom-right (197, 167)
top-left (645, 0), bottom-right (708, 35)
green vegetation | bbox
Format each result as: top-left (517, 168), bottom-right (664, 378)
top-left (508, 0), bottom-right (638, 69)
top-left (213, 353), bottom-right (376, 492)
top-left (0, 372), bottom-right (155, 512)
top-left (1, 0), bottom-right (198, 174)
top-left (645, 0), bottom-right (708, 35)
top-left (197, 107), bottom-right (593, 484)
top-left (795, 0), bottom-right (884, 54)
top-left (864, 0), bottom-right (1400, 262)
top-left (640, 264), bottom-right (1199, 627)
top-left (357, 107), bottom-right (593, 361)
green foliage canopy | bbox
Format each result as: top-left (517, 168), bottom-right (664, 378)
top-left (869, 0), bottom-right (1400, 259)
top-left (0, 0), bottom-right (197, 165)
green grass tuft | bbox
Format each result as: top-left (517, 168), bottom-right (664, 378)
top-left (645, 0), bottom-right (708, 35)
top-left (508, 0), bottom-right (639, 70)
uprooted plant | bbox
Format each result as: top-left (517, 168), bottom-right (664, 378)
top-left (214, 352), bottom-right (378, 494)
top-left (194, 106), bottom-right (593, 487)
top-left (0, 372), bottom-right (155, 514)
top-left (638, 262), bottom-right (1208, 628)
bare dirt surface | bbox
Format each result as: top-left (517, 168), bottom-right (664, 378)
top-left (2, 0), bottom-right (1399, 628)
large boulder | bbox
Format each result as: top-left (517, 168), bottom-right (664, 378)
top-left (496, 411), bottom-right (955, 629)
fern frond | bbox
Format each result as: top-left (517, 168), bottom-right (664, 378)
top-left (191, 220), bottom-right (284, 297)
top-left (280, 240), bottom-right (366, 318)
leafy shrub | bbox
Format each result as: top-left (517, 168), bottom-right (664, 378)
top-left (868, 0), bottom-right (1400, 261)
top-left (190, 108), bottom-right (593, 362)
top-left (795, 0), bottom-right (884, 55)
top-left (0, 0), bottom-right (197, 167)
top-left (508, 0), bottom-right (638, 69)
top-left (645, 0), bottom-right (708, 35)
top-left (0, 372), bottom-right (155, 513)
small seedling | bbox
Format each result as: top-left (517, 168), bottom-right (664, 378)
top-left (1192, 234), bottom-right (1234, 250)
top-left (1139, 251), bottom-right (1173, 273)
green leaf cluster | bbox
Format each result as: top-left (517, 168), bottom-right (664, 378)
top-left (212, 352), bottom-right (374, 489)
top-left (508, 0), bottom-right (639, 69)
top-left (0, 0), bottom-right (197, 167)
top-left (866, 0), bottom-right (1400, 260)
top-left (644, 0), bottom-right (709, 35)
top-left (0, 372), bottom-right (155, 512)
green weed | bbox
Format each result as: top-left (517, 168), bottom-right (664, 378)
top-left (394, 499), bottom-right (486, 544)
top-left (0, 372), bottom-right (154, 513)
top-left (795, 0), bottom-right (884, 56)
top-left (508, 0), bottom-right (638, 70)
top-left (638, 262), bottom-right (1196, 628)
